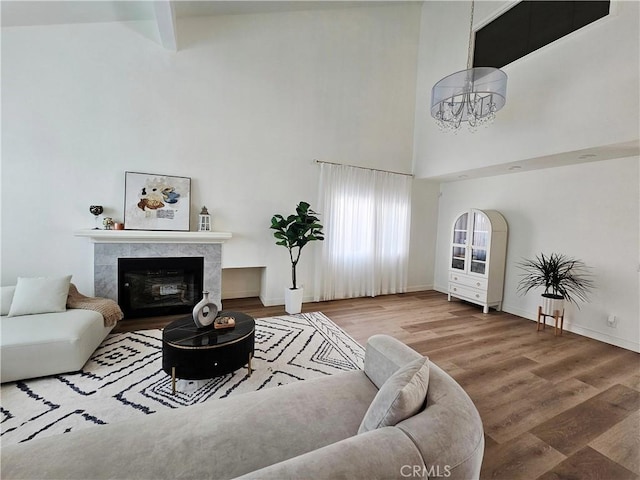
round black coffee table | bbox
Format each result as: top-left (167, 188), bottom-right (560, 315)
top-left (162, 311), bottom-right (255, 394)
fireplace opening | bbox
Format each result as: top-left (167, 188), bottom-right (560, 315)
top-left (118, 257), bottom-right (204, 319)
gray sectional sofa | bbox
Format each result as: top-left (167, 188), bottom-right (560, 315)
top-left (1, 334), bottom-right (484, 480)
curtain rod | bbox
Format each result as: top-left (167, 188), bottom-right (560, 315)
top-left (314, 159), bottom-right (414, 178)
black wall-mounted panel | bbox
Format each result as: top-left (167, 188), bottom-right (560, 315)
top-left (473, 1), bottom-right (610, 68)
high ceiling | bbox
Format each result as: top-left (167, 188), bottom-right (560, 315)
top-left (2, 0), bottom-right (637, 178)
top-left (1, 1), bottom-right (410, 28)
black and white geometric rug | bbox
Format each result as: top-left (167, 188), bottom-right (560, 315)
top-left (1, 312), bottom-right (364, 446)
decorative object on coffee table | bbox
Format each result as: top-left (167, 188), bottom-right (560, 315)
top-left (162, 311), bottom-right (255, 394)
top-left (123, 171), bottom-right (190, 231)
top-left (89, 205), bottom-right (103, 229)
top-left (214, 315), bottom-right (236, 329)
top-left (198, 206), bottom-right (211, 231)
top-left (192, 291), bottom-right (218, 328)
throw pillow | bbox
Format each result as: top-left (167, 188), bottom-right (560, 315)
top-left (1, 286), bottom-right (16, 315)
top-left (358, 356), bottom-right (430, 434)
top-left (7, 275), bottom-right (72, 317)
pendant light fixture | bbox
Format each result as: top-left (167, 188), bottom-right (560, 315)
top-left (430, 0), bottom-right (507, 132)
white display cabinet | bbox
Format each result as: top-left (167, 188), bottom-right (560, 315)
top-left (448, 209), bottom-right (508, 313)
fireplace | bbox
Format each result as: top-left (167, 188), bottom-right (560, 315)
top-left (89, 235), bottom-right (225, 318)
top-left (118, 257), bottom-right (204, 319)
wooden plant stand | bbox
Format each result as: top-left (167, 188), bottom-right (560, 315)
top-left (536, 306), bottom-right (565, 336)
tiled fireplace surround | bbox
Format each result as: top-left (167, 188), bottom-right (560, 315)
top-left (94, 243), bottom-right (223, 309)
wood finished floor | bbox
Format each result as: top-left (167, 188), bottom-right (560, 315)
top-left (114, 291), bottom-right (640, 480)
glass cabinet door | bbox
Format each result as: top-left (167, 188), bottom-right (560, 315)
top-left (470, 211), bottom-right (489, 275)
top-left (451, 246), bottom-right (466, 270)
top-left (451, 213), bottom-right (468, 270)
top-left (452, 213), bottom-right (468, 245)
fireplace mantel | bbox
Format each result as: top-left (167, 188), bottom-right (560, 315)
top-left (82, 230), bottom-right (229, 309)
top-left (74, 230), bottom-right (232, 244)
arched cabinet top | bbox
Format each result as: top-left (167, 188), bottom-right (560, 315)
top-left (453, 209), bottom-right (508, 233)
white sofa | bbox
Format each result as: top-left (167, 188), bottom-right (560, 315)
top-left (1, 310), bottom-right (113, 383)
top-left (1, 284), bottom-right (114, 383)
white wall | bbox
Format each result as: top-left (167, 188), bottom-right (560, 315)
top-left (413, 0), bottom-right (640, 178)
top-left (408, 179), bottom-right (440, 291)
top-left (1, 4), bottom-right (430, 305)
top-left (434, 157), bottom-right (640, 352)
top-left (222, 267), bottom-right (263, 300)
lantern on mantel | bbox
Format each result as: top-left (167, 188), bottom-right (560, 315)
top-left (198, 206), bottom-right (211, 232)
top-left (198, 207), bottom-right (211, 232)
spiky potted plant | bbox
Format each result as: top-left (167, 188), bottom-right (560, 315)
top-left (270, 201), bottom-right (324, 314)
top-left (517, 252), bottom-right (594, 315)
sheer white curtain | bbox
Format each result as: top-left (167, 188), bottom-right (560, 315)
top-left (314, 163), bottom-right (412, 301)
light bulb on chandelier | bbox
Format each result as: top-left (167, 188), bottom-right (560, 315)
top-left (430, 1), bottom-right (507, 132)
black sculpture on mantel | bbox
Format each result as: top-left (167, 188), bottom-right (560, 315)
top-left (89, 205), bottom-right (103, 229)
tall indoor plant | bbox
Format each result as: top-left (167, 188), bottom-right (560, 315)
top-left (270, 201), bottom-right (324, 314)
top-left (517, 252), bottom-right (594, 315)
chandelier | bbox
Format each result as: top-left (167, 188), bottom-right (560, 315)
top-left (430, 1), bottom-right (507, 132)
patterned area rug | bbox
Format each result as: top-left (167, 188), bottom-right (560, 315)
top-left (1, 312), bottom-right (364, 446)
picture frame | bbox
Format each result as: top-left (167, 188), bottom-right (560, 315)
top-left (124, 172), bottom-right (191, 231)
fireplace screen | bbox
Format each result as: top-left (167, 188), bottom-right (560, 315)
top-left (118, 257), bottom-right (204, 319)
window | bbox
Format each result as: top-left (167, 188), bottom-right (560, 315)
top-left (473, 1), bottom-right (610, 68)
top-left (314, 163), bottom-right (411, 301)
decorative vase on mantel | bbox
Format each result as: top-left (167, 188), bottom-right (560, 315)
top-left (192, 291), bottom-right (218, 328)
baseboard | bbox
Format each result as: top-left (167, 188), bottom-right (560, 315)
top-left (502, 303), bottom-right (640, 353)
top-left (431, 289), bottom-right (640, 352)
top-left (406, 284), bottom-right (433, 293)
top-left (565, 324), bottom-right (640, 353)
top-left (502, 304), bottom-right (536, 321)
top-left (260, 288), bottom-right (435, 307)
top-left (433, 284), bottom-right (448, 295)
top-left (259, 294), bottom-right (317, 308)
top-left (259, 295), bottom-right (278, 307)
top-left (222, 289), bottom-right (261, 300)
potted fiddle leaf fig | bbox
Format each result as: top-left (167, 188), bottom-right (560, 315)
top-left (270, 201), bottom-right (324, 314)
top-left (517, 252), bottom-right (594, 315)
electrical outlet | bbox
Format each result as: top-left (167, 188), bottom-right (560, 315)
top-left (607, 315), bottom-right (617, 327)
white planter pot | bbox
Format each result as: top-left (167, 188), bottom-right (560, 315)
top-left (285, 287), bottom-right (304, 314)
top-left (542, 294), bottom-right (564, 316)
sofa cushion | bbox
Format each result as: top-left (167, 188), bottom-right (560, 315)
top-left (8, 275), bottom-right (72, 317)
top-left (358, 356), bottom-right (429, 434)
top-left (1, 286), bottom-right (15, 316)
top-left (364, 334), bottom-right (423, 389)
